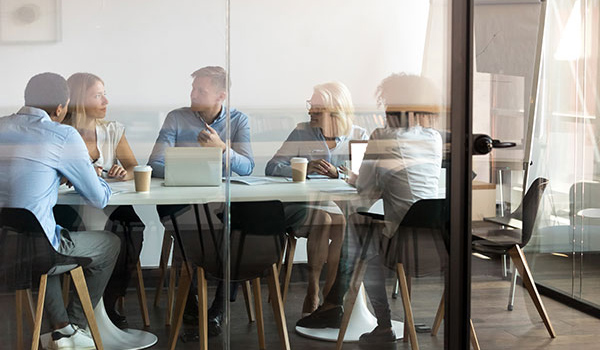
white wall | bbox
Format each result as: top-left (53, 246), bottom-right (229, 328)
top-left (1, 0), bottom-right (431, 266)
top-left (1, 0), bottom-right (428, 111)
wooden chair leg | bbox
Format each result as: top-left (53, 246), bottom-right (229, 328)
top-left (470, 319), bottom-right (480, 350)
top-left (25, 289), bottom-right (36, 328)
top-left (252, 278), bottom-right (266, 350)
top-left (31, 275), bottom-right (47, 350)
top-left (70, 267), bottom-right (103, 350)
top-left (135, 260), bottom-right (150, 327)
top-left (508, 245), bottom-right (556, 338)
top-left (403, 275), bottom-right (412, 342)
top-left (167, 263), bottom-right (192, 350)
top-left (197, 267), bottom-right (208, 350)
top-left (431, 292), bottom-right (445, 336)
top-left (165, 262), bottom-right (178, 326)
top-left (16, 290), bottom-right (24, 350)
top-left (336, 258), bottom-right (369, 350)
top-left (282, 236), bottom-right (297, 304)
top-left (154, 231), bottom-right (173, 307)
top-left (62, 274), bottom-right (70, 307)
top-left (242, 280), bottom-right (255, 322)
top-left (397, 263), bottom-right (419, 350)
top-left (267, 263), bottom-right (291, 350)
top-left (23, 289), bottom-right (42, 350)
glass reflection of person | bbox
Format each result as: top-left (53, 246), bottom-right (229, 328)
top-left (265, 82), bottom-right (368, 315)
top-left (63, 72), bottom-right (141, 328)
top-left (147, 66), bottom-right (254, 335)
top-left (0, 72), bottom-right (119, 350)
top-left (298, 74), bottom-right (443, 345)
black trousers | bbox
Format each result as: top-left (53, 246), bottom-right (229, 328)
top-left (324, 214), bottom-right (392, 328)
top-left (103, 205), bottom-right (145, 305)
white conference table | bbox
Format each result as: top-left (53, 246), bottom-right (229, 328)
top-left (56, 177), bottom-right (392, 347)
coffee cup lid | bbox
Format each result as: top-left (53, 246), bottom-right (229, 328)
top-left (291, 157), bottom-right (308, 164)
top-left (134, 165), bottom-right (153, 172)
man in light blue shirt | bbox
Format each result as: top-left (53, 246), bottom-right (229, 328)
top-left (147, 66), bottom-right (254, 335)
top-left (148, 66), bottom-right (254, 176)
top-left (0, 73), bottom-right (120, 350)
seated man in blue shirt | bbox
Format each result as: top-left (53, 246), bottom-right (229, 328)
top-left (148, 65), bottom-right (254, 177)
top-left (148, 66), bottom-right (254, 335)
top-left (0, 73), bottom-right (120, 350)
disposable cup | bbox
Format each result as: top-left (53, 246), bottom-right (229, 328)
top-left (133, 165), bottom-right (152, 192)
top-left (291, 157), bottom-right (308, 182)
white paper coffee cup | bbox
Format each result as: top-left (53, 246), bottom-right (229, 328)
top-left (291, 157), bottom-right (308, 182)
top-left (134, 165), bottom-right (152, 192)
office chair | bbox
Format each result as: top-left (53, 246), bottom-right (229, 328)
top-left (468, 177), bottom-right (555, 338)
top-left (168, 201), bottom-right (290, 350)
top-left (0, 208), bottom-right (104, 350)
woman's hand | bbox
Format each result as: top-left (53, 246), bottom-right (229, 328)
top-left (107, 164), bottom-right (127, 180)
top-left (307, 159), bottom-right (338, 178)
top-left (94, 166), bottom-right (103, 177)
top-left (339, 165), bottom-right (358, 186)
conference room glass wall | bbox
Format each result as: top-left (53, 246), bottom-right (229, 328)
top-left (0, 0), bottom-right (477, 349)
top-left (226, 0), bottom-right (462, 349)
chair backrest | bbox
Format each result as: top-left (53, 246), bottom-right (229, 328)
top-left (515, 177), bottom-right (549, 247)
top-left (184, 201), bottom-right (286, 282)
top-left (383, 198), bottom-right (449, 277)
top-left (0, 207), bottom-right (89, 290)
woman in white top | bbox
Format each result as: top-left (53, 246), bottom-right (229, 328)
top-left (266, 82), bottom-right (368, 315)
top-left (63, 72), bottom-right (140, 328)
top-left (63, 73), bottom-right (137, 180)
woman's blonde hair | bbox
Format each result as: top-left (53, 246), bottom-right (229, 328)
top-left (63, 72), bottom-right (104, 129)
top-left (312, 81), bottom-right (355, 137)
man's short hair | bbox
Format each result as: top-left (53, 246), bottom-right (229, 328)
top-left (191, 66), bottom-right (228, 92)
top-left (24, 72), bottom-right (70, 116)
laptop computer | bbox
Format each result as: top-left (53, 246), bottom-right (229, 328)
top-left (164, 147), bottom-right (222, 186)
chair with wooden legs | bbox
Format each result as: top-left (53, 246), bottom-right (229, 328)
top-left (471, 177), bottom-right (555, 338)
top-left (279, 234), bottom-right (297, 304)
top-left (168, 201), bottom-right (290, 350)
top-left (336, 199), bottom-right (449, 350)
top-left (1, 208), bottom-right (104, 350)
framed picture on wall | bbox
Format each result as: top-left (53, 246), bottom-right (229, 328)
top-left (0, 0), bottom-right (61, 43)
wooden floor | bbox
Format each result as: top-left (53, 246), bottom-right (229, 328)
top-left (2, 257), bottom-right (600, 350)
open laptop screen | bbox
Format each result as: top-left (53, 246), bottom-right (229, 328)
top-left (349, 140), bottom-right (369, 174)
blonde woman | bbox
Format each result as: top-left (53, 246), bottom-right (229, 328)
top-left (64, 73), bottom-right (137, 180)
top-left (64, 72), bottom-right (140, 328)
top-left (266, 81), bottom-right (368, 315)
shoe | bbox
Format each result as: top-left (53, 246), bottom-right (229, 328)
top-left (359, 326), bottom-right (397, 344)
top-left (207, 308), bottom-right (223, 336)
top-left (296, 305), bottom-right (343, 329)
top-left (47, 326), bottom-right (96, 350)
top-left (106, 309), bottom-right (129, 329)
top-left (183, 293), bottom-right (199, 326)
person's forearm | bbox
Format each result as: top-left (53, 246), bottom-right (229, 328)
top-left (229, 149), bottom-right (254, 176)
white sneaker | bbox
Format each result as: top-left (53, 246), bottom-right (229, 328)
top-left (47, 326), bottom-right (96, 350)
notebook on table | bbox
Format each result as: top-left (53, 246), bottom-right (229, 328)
top-left (164, 147), bottom-right (222, 186)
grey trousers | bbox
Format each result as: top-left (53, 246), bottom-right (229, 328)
top-left (44, 229), bottom-right (120, 328)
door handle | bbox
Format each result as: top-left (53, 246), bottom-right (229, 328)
top-left (473, 134), bottom-right (517, 155)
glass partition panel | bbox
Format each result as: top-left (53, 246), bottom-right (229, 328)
top-left (227, 0), bottom-right (452, 349)
top-left (528, 0), bottom-right (600, 307)
top-left (0, 1), bottom-right (229, 349)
